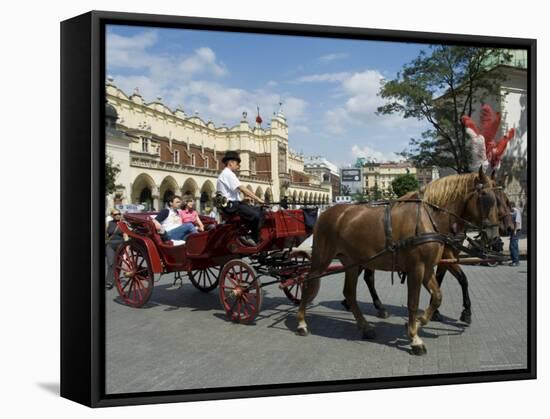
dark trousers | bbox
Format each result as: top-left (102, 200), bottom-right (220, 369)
top-left (509, 230), bottom-right (520, 263)
top-left (234, 201), bottom-right (262, 241)
top-left (105, 240), bottom-right (123, 286)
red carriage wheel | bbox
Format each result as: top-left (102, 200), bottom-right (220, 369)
top-left (282, 251), bottom-right (319, 305)
top-left (188, 266), bottom-right (220, 292)
top-left (219, 259), bottom-right (262, 323)
top-left (113, 241), bottom-right (154, 308)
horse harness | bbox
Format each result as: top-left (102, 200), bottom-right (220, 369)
top-left (304, 193), bottom-right (503, 284)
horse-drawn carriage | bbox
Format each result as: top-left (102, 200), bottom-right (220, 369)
top-left (113, 206), bottom-right (329, 323)
top-left (113, 168), bottom-right (513, 355)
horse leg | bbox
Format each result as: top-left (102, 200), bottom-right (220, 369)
top-left (418, 270), bottom-right (442, 326)
top-left (431, 265), bottom-right (446, 322)
top-left (364, 268), bottom-right (389, 318)
top-left (343, 265), bottom-right (376, 339)
top-left (407, 266), bottom-right (427, 355)
top-left (340, 267), bottom-right (363, 311)
top-left (447, 264), bottom-right (472, 324)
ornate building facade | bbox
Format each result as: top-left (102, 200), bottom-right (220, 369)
top-left (105, 81), bottom-right (332, 213)
top-left (303, 156), bottom-right (341, 202)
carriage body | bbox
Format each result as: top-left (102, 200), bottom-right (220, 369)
top-left (117, 209), bottom-right (311, 271)
top-left (112, 208), bottom-right (315, 317)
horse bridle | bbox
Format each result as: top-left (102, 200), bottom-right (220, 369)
top-left (462, 183), bottom-right (501, 232)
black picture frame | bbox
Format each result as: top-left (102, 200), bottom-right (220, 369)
top-left (61, 10), bottom-right (536, 408)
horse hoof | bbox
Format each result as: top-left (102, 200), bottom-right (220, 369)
top-left (431, 310), bottom-right (442, 322)
top-left (460, 311), bottom-right (472, 324)
top-left (377, 309), bottom-right (389, 319)
top-left (411, 344), bottom-right (427, 356)
top-left (362, 328), bottom-right (376, 340)
top-left (296, 327), bottom-right (309, 336)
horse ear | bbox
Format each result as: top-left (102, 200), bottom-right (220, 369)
top-left (478, 165), bottom-right (488, 183)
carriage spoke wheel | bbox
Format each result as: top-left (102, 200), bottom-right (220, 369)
top-left (114, 241), bottom-right (154, 308)
top-left (219, 259), bottom-right (262, 323)
top-left (282, 251), bottom-right (319, 305)
top-left (188, 266), bottom-right (220, 292)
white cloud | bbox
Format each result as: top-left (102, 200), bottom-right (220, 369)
top-left (351, 144), bottom-right (404, 162)
top-left (292, 125), bottom-right (311, 134)
top-left (319, 53), bottom-right (348, 62)
top-left (296, 72), bottom-right (351, 83)
top-left (179, 47), bottom-right (227, 77)
top-left (107, 31), bottom-right (308, 127)
top-left (325, 108), bottom-right (351, 134)
top-left (321, 69), bottom-right (425, 133)
top-left (283, 97), bottom-right (308, 120)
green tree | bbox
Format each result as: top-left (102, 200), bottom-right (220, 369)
top-left (369, 185), bottom-right (382, 201)
top-left (105, 154), bottom-right (121, 195)
top-left (391, 173), bottom-right (419, 198)
top-left (352, 192), bottom-right (369, 203)
top-left (377, 46), bottom-right (511, 173)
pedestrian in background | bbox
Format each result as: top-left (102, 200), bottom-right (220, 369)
top-left (105, 209), bottom-right (125, 289)
top-left (508, 202), bottom-right (522, 266)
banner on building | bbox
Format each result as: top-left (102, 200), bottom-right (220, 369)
top-left (341, 168), bottom-right (361, 182)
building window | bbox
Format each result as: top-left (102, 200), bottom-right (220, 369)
top-left (251, 158), bottom-right (256, 174)
top-left (278, 146), bottom-right (287, 174)
top-left (191, 153), bottom-right (196, 166)
top-left (173, 150), bottom-right (180, 164)
top-left (141, 138), bottom-right (149, 153)
top-left (204, 156), bottom-right (209, 168)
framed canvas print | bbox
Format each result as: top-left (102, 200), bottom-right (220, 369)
top-left (60, 10), bottom-right (536, 407)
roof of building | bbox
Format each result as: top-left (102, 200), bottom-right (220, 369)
top-left (304, 156), bottom-right (339, 175)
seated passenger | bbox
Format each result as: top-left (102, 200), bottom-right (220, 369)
top-left (152, 195), bottom-right (195, 242)
top-left (178, 197), bottom-right (204, 240)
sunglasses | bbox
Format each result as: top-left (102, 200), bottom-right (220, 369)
top-left (112, 213), bottom-right (121, 216)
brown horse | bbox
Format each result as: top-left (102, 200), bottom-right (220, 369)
top-left (357, 172), bottom-right (514, 324)
top-left (297, 168), bottom-right (500, 355)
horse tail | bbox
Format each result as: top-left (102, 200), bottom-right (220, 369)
top-left (309, 213), bottom-right (337, 279)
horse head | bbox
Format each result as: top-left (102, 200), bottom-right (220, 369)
top-left (490, 170), bottom-right (515, 235)
top-left (462, 166), bottom-right (501, 240)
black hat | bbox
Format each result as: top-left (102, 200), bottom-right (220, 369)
top-left (222, 151), bottom-right (241, 164)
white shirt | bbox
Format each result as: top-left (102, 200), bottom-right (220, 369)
top-left (511, 207), bottom-right (522, 231)
top-left (158, 208), bottom-right (182, 232)
top-left (217, 167), bottom-right (241, 201)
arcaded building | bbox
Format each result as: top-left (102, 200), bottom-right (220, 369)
top-left (105, 80), bottom-right (332, 213)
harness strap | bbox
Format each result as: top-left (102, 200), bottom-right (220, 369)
top-left (383, 205), bottom-right (397, 285)
top-left (415, 201), bottom-right (422, 236)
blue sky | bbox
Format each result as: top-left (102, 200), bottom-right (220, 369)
top-left (106, 25), bottom-right (431, 166)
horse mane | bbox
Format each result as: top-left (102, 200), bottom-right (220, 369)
top-left (421, 172), bottom-right (478, 207)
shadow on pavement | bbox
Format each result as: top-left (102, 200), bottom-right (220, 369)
top-left (110, 282), bottom-right (220, 312)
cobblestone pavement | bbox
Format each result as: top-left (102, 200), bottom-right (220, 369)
top-left (105, 261), bottom-right (528, 394)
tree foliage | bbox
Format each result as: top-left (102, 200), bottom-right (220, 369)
top-left (377, 46), bottom-right (511, 173)
top-left (391, 173), bottom-right (419, 198)
top-left (106, 154), bottom-right (121, 195)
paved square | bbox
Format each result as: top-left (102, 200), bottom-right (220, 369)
top-left (106, 262), bottom-right (528, 394)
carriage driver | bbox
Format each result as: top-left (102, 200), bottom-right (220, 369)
top-left (216, 151), bottom-right (264, 246)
